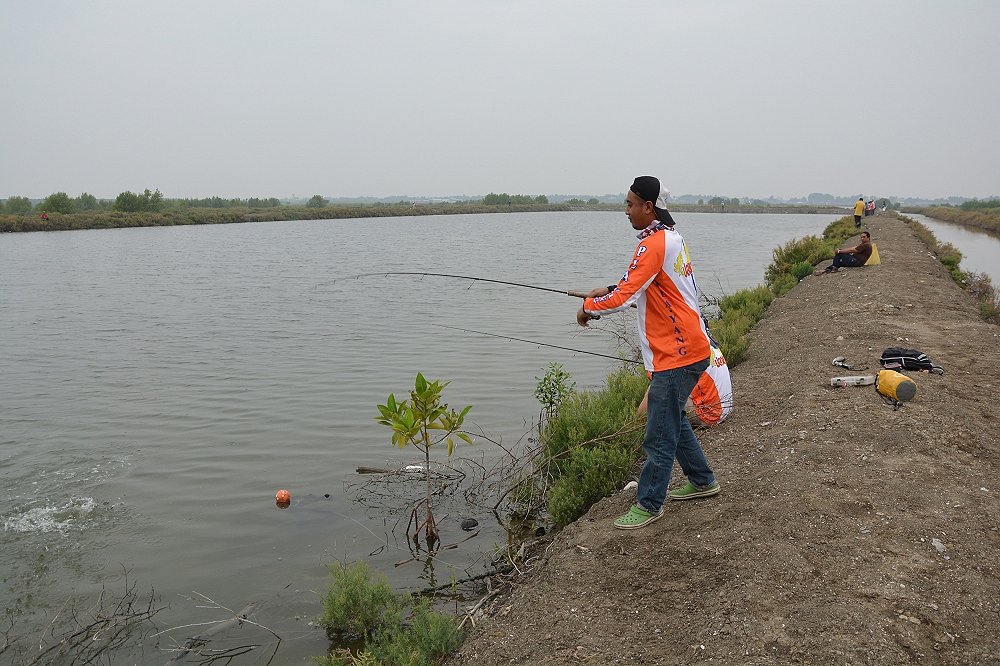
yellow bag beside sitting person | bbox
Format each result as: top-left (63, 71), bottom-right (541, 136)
top-left (864, 242), bottom-right (880, 265)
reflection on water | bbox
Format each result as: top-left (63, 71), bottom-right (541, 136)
top-left (0, 211), bottom-right (839, 662)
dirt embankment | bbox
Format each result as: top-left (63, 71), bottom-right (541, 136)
top-left (449, 214), bottom-right (1000, 665)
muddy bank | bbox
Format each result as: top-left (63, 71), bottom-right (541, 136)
top-left (449, 214), bottom-right (1000, 665)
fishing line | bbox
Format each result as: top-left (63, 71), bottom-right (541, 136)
top-left (344, 272), bottom-right (585, 297)
top-left (431, 324), bottom-right (641, 364)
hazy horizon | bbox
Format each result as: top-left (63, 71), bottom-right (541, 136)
top-left (2, 1), bottom-right (998, 202)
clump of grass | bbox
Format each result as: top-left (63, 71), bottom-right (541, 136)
top-left (540, 364), bottom-right (648, 471)
top-left (546, 444), bottom-right (635, 526)
top-left (318, 563), bottom-right (461, 666)
top-left (535, 364), bottom-right (647, 526)
top-left (320, 562), bottom-right (402, 641)
top-left (765, 234), bottom-right (830, 287)
top-left (961, 273), bottom-right (1000, 324)
top-left (936, 242), bottom-right (964, 280)
top-left (366, 600), bottom-right (462, 666)
top-left (711, 286), bottom-right (775, 364)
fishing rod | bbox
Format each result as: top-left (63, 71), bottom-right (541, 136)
top-left (346, 271), bottom-right (591, 298)
top-left (431, 324), bottom-right (641, 364)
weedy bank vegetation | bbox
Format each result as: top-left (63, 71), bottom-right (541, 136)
top-left (901, 214), bottom-right (1000, 324)
top-left (922, 199), bottom-right (1000, 235)
top-left (0, 202), bottom-right (569, 233)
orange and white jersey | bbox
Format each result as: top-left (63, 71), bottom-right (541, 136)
top-left (686, 345), bottom-right (733, 426)
top-left (584, 226), bottom-right (710, 372)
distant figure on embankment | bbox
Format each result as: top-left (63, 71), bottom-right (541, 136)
top-left (853, 197), bottom-right (865, 229)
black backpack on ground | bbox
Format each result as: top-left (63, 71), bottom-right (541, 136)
top-left (879, 347), bottom-right (943, 374)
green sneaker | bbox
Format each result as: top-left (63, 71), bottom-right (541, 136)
top-left (668, 481), bottom-right (721, 501)
top-left (613, 504), bottom-right (664, 530)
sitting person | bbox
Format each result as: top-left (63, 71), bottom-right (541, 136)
top-left (822, 231), bottom-right (873, 273)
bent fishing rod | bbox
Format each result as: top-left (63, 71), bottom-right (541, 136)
top-left (431, 324), bottom-right (641, 364)
top-left (345, 271), bottom-right (593, 297)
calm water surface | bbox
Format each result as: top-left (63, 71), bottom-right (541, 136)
top-left (906, 213), bottom-right (1000, 283)
top-left (1, 211), bottom-right (838, 662)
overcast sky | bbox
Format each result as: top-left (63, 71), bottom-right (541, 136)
top-left (2, 1), bottom-right (997, 201)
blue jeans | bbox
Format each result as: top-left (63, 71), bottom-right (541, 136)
top-left (637, 357), bottom-right (714, 513)
top-left (831, 253), bottom-right (860, 269)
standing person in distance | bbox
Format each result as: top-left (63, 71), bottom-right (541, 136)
top-left (577, 176), bottom-right (720, 530)
top-left (853, 197), bottom-right (865, 229)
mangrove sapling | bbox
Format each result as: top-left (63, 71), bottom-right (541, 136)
top-left (375, 373), bottom-right (473, 553)
top-left (534, 362), bottom-right (575, 423)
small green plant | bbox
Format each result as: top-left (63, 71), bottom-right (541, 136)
top-left (534, 362), bottom-right (575, 421)
top-left (321, 561), bottom-right (401, 641)
top-left (547, 445), bottom-right (634, 525)
top-left (374, 373), bottom-right (472, 551)
top-left (936, 242), bottom-right (964, 280)
top-left (366, 599), bottom-right (462, 665)
top-left (532, 364), bottom-right (648, 525)
top-left (316, 650), bottom-right (379, 666)
top-left (765, 234), bottom-right (830, 287)
top-left (790, 260), bottom-right (814, 281)
top-left (318, 564), bottom-right (461, 666)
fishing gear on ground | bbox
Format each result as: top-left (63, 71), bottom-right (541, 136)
top-left (879, 347), bottom-right (943, 374)
top-left (832, 356), bottom-right (868, 371)
top-left (875, 369), bottom-right (917, 410)
top-left (830, 375), bottom-right (876, 387)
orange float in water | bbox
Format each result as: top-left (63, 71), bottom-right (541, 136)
top-left (275, 489), bottom-right (291, 504)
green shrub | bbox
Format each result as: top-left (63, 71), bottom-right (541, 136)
top-left (769, 274), bottom-right (799, 297)
top-left (534, 362), bottom-right (575, 421)
top-left (540, 365), bottom-right (646, 468)
top-left (765, 235), bottom-right (829, 286)
top-left (790, 260), bottom-right (814, 281)
top-left (547, 445), bottom-right (634, 526)
top-left (367, 599), bottom-right (462, 666)
top-left (316, 650), bottom-right (380, 666)
top-left (718, 286), bottom-right (774, 320)
top-left (936, 242), bottom-right (963, 279)
top-left (535, 365), bottom-right (646, 525)
top-left (819, 215), bottom-right (865, 246)
top-left (321, 562), bottom-right (401, 641)
top-left (708, 285), bottom-right (775, 362)
top-left (318, 564), bottom-right (461, 665)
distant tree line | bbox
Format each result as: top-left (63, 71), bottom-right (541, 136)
top-left (1, 192), bottom-right (106, 214)
top-left (0, 189), bottom-right (285, 215)
top-left (959, 198), bottom-right (1000, 211)
top-left (171, 196), bottom-right (282, 209)
top-left (482, 193), bottom-right (549, 205)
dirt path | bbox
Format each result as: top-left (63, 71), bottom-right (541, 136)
top-left (449, 214), bottom-right (1000, 665)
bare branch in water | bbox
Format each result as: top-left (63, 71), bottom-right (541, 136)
top-left (0, 570), bottom-right (163, 666)
top-left (158, 593), bottom-right (281, 665)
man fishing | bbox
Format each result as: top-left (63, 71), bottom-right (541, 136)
top-left (577, 176), bottom-right (720, 530)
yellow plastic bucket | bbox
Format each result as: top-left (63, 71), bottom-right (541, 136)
top-left (876, 369), bottom-right (916, 402)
